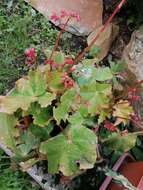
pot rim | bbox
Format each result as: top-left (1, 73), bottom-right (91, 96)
top-left (99, 153), bottom-right (135, 190)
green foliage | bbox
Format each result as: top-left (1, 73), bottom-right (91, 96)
top-left (94, 67), bottom-right (113, 81)
top-left (103, 133), bottom-right (137, 153)
top-left (0, 113), bottom-right (18, 151)
top-left (110, 61), bottom-right (126, 74)
top-left (0, 51), bottom-right (138, 177)
top-left (0, 69), bottom-right (56, 114)
top-left (40, 125), bottom-right (97, 176)
top-left (53, 88), bottom-right (76, 124)
top-left (54, 52), bottom-right (65, 65)
top-left (0, 150), bottom-right (40, 190)
top-left (89, 45), bottom-right (100, 57)
top-left (28, 103), bottom-right (52, 127)
top-left (0, 1), bottom-right (139, 178)
top-left (0, 0), bottom-right (58, 94)
top-left (18, 131), bottom-right (39, 157)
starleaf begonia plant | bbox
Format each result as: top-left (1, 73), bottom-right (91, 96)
top-left (0, 1), bottom-right (141, 178)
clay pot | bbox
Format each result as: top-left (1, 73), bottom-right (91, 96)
top-left (108, 162), bottom-right (143, 190)
top-left (100, 153), bottom-right (143, 190)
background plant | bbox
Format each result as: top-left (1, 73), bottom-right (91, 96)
top-left (0, 149), bottom-right (40, 190)
top-left (0, 0), bottom-right (58, 94)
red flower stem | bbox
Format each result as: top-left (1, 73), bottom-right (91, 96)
top-left (49, 17), bottom-right (71, 61)
top-left (74, 0), bottom-right (126, 64)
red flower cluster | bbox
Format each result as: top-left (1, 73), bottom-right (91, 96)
top-left (50, 10), bottom-right (80, 23)
top-left (50, 13), bottom-right (60, 22)
top-left (60, 10), bottom-right (69, 18)
top-left (25, 48), bottom-right (37, 65)
top-left (62, 72), bottom-right (75, 89)
top-left (128, 87), bottom-right (141, 103)
top-left (69, 11), bottom-right (80, 22)
top-left (104, 121), bottom-right (117, 132)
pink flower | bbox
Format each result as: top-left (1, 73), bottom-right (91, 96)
top-left (60, 10), bottom-right (69, 18)
top-left (50, 12), bottom-right (60, 22)
top-left (128, 87), bottom-right (141, 102)
top-left (128, 87), bottom-right (137, 97)
top-left (62, 72), bottom-right (75, 89)
top-left (104, 121), bottom-right (117, 132)
top-left (50, 11), bottom-right (80, 23)
top-left (25, 48), bottom-right (36, 59)
top-left (131, 95), bottom-right (140, 102)
top-left (69, 12), bottom-right (80, 22)
top-left (25, 48), bottom-right (37, 65)
top-left (74, 13), bottom-right (81, 22)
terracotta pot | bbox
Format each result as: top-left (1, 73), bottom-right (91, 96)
top-left (100, 153), bottom-right (143, 190)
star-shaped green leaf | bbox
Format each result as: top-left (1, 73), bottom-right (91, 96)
top-left (104, 133), bottom-right (137, 153)
top-left (53, 89), bottom-right (76, 124)
top-left (40, 125), bottom-right (97, 176)
top-left (0, 68), bottom-right (56, 114)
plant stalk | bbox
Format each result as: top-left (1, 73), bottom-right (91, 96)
top-left (49, 17), bottom-right (71, 61)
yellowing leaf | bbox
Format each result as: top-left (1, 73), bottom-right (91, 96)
top-left (38, 92), bottom-right (56, 108)
top-left (113, 100), bottom-right (134, 125)
top-left (20, 158), bottom-right (39, 171)
top-left (88, 93), bottom-right (110, 115)
top-left (0, 68), bottom-right (56, 114)
top-left (16, 69), bottom-right (47, 96)
top-left (0, 113), bottom-right (18, 151)
top-left (0, 96), bottom-right (35, 114)
top-left (47, 71), bottom-right (64, 93)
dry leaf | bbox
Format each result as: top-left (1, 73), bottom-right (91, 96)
top-left (87, 23), bottom-right (119, 61)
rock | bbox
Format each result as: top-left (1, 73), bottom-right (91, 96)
top-left (122, 26), bottom-right (143, 125)
top-left (25, 0), bottom-right (103, 36)
top-left (87, 23), bottom-right (119, 61)
top-left (123, 26), bottom-right (143, 81)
